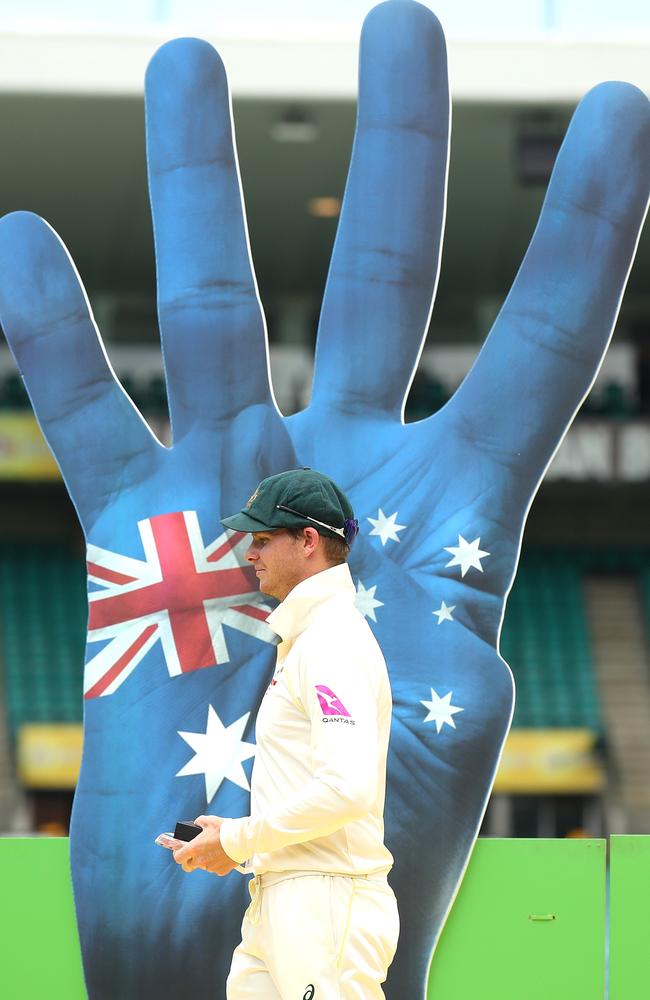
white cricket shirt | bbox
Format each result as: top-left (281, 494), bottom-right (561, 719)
top-left (220, 562), bottom-right (394, 876)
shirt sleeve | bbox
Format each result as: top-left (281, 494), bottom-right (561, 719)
top-left (220, 629), bottom-right (381, 863)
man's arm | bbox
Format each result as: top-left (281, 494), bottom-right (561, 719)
top-left (220, 636), bottom-right (382, 864)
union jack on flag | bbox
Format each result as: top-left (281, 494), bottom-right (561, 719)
top-left (84, 510), bottom-right (277, 699)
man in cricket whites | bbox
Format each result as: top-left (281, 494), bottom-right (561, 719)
top-left (173, 467), bottom-right (399, 1000)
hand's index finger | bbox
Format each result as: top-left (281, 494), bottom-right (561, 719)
top-left (0, 212), bottom-right (160, 529)
top-left (173, 842), bottom-right (195, 863)
top-left (446, 82), bottom-right (650, 487)
top-left (145, 39), bottom-right (273, 435)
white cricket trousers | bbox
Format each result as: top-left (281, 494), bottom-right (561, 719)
top-left (226, 871), bottom-right (400, 1000)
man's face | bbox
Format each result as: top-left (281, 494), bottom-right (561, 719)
top-left (245, 529), bottom-right (304, 601)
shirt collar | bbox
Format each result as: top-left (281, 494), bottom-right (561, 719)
top-left (266, 563), bottom-right (356, 642)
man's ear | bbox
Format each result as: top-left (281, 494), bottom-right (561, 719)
top-left (302, 526), bottom-right (321, 554)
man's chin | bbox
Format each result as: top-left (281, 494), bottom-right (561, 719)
top-left (257, 578), bottom-right (275, 599)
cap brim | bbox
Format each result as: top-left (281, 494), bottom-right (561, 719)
top-left (220, 511), bottom-right (275, 533)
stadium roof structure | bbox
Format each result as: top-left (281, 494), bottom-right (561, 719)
top-left (0, 19), bottom-right (648, 346)
top-left (0, 29), bottom-right (649, 101)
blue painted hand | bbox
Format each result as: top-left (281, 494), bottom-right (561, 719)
top-left (0, 3), bottom-right (648, 998)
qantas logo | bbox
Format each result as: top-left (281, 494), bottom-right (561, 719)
top-left (315, 685), bottom-right (353, 722)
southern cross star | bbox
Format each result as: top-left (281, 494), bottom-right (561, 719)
top-left (444, 534), bottom-right (490, 577)
top-left (355, 580), bottom-right (384, 622)
top-left (433, 600), bottom-right (455, 624)
top-left (367, 508), bottom-right (407, 546)
top-left (176, 704), bottom-right (256, 804)
top-left (421, 688), bottom-right (464, 734)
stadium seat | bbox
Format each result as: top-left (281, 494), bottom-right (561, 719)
top-left (501, 551), bottom-right (602, 730)
top-left (0, 543), bottom-right (86, 736)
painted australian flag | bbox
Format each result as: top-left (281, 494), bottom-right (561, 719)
top-left (84, 513), bottom-right (275, 698)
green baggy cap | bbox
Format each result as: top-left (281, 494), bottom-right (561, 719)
top-left (221, 468), bottom-right (358, 544)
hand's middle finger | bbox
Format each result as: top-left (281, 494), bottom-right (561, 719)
top-left (312, 1), bottom-right (449, 418)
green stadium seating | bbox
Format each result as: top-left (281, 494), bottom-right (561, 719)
top-left (0, 543), bottom-right (86, 735)
top-left (143, 374), bottom-right (169, 415)
top-left (404, 370), bottom-right (449, 421)
top-left (0, 373), bottom-right (30, 409)
top-left (0, 543), bottom-right (608, 736)
top-left (501, 551), bottom-right (602, 730)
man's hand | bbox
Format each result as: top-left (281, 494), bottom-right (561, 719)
top-left (173, 816), bottom-right (237, 876)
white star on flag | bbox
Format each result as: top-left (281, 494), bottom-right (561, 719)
top-left (433, 601), bottom-right (455, 624)
top-left (367, 508), bottom-right (407, 546)
top-left (421, 688), bottom-right (464, 733)
top-left (444, 535), bottom-right (490, 577)
top-left (177, 705), bottom-right (256, 805)
top-left (355, 580), bottom-right (384, 622)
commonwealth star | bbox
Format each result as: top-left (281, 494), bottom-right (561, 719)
top-left (177, 705), bottom-right (256, 804)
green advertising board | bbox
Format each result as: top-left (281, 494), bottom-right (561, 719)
top-left (0, 835), bottom-right (638, 999)
top-left (427, 838), bottom-right (606, 999)
top-left (0, 837), bottom-right (85, 998)
top-left (609, 835), bottom-right (650, 999)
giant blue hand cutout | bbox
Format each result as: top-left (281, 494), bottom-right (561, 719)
top-left (0, 3), bottom-right (648, 998)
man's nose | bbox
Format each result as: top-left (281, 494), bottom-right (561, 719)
top-left (245, 543), bottom-right (256, 562)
